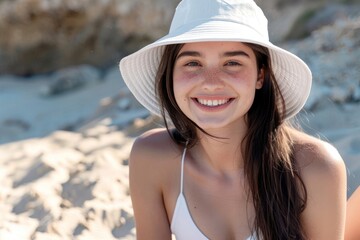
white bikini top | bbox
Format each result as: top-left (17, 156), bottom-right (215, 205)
top-left (170, 148), bottom-right (258, 240)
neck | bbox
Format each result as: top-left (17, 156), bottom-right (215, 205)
top-left (191, 124), bottom-right (248, 175)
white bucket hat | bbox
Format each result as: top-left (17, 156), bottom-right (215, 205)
top-left (119, 0), bottom-right (312, 120)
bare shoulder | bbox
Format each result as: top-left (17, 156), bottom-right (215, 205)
top-left (289, 128), bottom-right (345, 176)
top-left (289, 128), bottom-right (347, 239)
top-left (289, 128), bottom-right (346, 195)
top-left (130, 128), bottom-right (182, 170)
top-left (129, 128), bottom-right (184, 187)
top-left (132, 128), bottom-right (181, 155)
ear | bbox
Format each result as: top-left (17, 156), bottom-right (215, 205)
top-left (256, 68), bottom-right (264, 89)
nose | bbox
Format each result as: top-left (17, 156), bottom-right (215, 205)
top-left (201, 68), bottom-right (225, 91)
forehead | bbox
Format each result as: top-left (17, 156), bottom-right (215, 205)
top-left (179, 41), bottom-right (254, 53)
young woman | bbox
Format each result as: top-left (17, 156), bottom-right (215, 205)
top-left (120, 0), bottom-right (347, 239)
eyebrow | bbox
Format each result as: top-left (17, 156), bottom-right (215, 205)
top-left (176, 50), bottom-right (250, 60)
top-left (176, 51), bottom-right (201, 60)
top-left (223, 51), bottom-right (250, 58)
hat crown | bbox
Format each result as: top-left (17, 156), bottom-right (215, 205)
top-left (170, 0), bottom-right (269, 40)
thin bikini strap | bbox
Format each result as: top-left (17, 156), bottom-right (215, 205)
top-left (180, 146), bottom-right (187, 194)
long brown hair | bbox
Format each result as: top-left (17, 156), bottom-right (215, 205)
top-left (156, 43), bottom-right (307, 239)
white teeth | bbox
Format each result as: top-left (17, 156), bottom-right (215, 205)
top-left (197, 99), bottom-right (230, 107)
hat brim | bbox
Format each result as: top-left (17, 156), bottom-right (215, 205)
top-left (120, 20), bottom-right (312, 120)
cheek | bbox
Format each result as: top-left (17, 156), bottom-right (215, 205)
top-left (174, 70), bottom-right (198, 83)
top-left (231, 70), bottom-right (258, 89)
top-left (173, 71), bottom-right (198, 93)
top-left (173, 72), bottom-right (189, 104)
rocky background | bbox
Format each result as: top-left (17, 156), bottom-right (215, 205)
top-left (1, 0), bottom-right (360, 239)
top-left (1, 0), bottom-right (359, 76)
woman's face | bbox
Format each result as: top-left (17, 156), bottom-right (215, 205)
top-left (173, 41), bottom-right (264, 131)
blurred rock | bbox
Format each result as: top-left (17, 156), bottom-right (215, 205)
top-left (286, 17), bottom-right (360, 111)
top-left (306, 4), bottom-right (360, 34)
top-left (2, 0), bottom-right (360, 75)
top-left (0, 0), bottom-right (180, 75)
top-left (353, 86), bottom-right (360, 101)
top-left (330, 87), bottom-right (351, 103)
top-left (285, 3), bottom-right (360, 40)
top-left (40, 65), bottom-right (101, 96)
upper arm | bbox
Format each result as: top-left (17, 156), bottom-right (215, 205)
top-left (299, 142), bottom-right (347, 240)
top-left (345, 187), bottom-right (360, 240)
top-left (129, 131), bottom-right (173, 240)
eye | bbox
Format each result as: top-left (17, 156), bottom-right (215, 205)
top-left (185, 61), bottom-right (201, 67)
top-left (225, 61), bottom-right (241, 66)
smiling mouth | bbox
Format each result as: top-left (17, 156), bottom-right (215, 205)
top-left (196, 98), bottom-right (233, 107)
